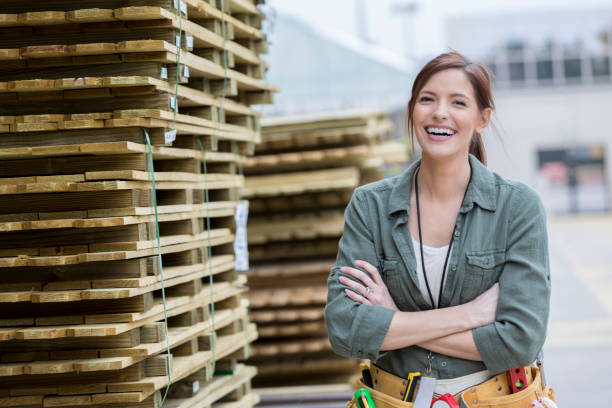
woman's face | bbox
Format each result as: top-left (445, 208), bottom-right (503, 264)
top-left (412, 68), bottom-right (491, 161)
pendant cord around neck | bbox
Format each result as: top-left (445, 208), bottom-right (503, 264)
top-left (414, 164), bottom-right (472, 308)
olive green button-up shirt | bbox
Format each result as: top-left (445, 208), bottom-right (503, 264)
top-left (325, 155), bottom-right (550, 377)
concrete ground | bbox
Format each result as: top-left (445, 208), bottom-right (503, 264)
top-left (544, 214), bottom-right (612, 406)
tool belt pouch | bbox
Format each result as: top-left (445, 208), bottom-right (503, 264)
top-left (459, 366), bottom-right (556, 408)
top-left (347, 379), bottom-right (414, 408)
top-left (346, 366), bottom-right (555, 408)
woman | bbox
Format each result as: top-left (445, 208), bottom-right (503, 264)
top-left (325, 52), bottom-right (552, 405)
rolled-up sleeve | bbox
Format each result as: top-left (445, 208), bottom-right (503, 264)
top-left (325, 189), bottom-right (396, 362)
top-left (473, 185), bottom-right (551, 374)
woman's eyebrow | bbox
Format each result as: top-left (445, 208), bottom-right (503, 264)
top-left (420, 90), bottom-right (470, 99)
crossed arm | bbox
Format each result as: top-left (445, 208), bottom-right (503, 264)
top-left (338, 260), bottom-right (499, 361)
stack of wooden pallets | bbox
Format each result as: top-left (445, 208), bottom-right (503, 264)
top-left (243, 110), bottom-right (407, 387)
top-left (0, 0), bottom-right (275, 407)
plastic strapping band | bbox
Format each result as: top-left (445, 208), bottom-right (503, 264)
top-left (219, 0), bottom-right (245, 194)
top-left (196, 138), bottom-right (217, 374)
top-left (143, 129), bottom-right (172, 403)
top-left (172, 3), bottom-right (183, 130)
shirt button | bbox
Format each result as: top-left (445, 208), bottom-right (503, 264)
top-left (441, 361), bottom-right (448, 367)
top-left (454, 231), bottom-right (460, 237)
top-left (451, 265), bottom-right (457, 271)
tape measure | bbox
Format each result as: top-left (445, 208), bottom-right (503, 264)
top-left (431, 393), bottom-right (459, 408)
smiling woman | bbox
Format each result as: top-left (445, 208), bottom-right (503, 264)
top-left (325, 52), bottom-right (557, 408)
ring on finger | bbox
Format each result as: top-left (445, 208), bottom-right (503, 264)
top-left (365, 287), bottom-right (372, 298)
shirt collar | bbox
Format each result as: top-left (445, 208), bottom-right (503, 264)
top-left (387, 154), bottom-right (497, 218)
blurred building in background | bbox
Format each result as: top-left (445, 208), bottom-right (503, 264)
top-left (447, 8), bottom-right (612, 214)
top-left (261, 13), bottom-right (414, 139)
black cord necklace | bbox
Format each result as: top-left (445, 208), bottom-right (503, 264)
top-left (414, 164), bottom-right (472, 308)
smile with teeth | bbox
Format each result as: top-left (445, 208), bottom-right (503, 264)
top-left (426, 127), bottom-right (456, 137)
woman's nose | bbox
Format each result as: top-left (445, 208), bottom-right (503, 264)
top-left (433, 103), bottom-right (449, 120)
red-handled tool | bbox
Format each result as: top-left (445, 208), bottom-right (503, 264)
top-left (431, 393), bottom-right (459, 408)
top-left (506, 367), bottom-right (528, 394)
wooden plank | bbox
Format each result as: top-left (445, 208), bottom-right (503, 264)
top-left (12, 282), bottom-right (243, 341)
top-left (243, 167), bottom-right (360, 198)
top-left (249, 285), bottom-right (327, 308)
top-left (248, 211), bottom-right (345, 244)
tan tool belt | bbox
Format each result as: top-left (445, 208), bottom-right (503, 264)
top-left (347, 364), bottom-right (555, 408)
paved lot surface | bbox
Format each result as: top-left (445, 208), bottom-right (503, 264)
top-left (544, 214), bottom-right (612, 406)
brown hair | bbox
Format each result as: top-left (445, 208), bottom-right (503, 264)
top-left (407, 51), bottom-right (495, 166)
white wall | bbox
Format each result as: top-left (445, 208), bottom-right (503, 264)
top-left (484, 83), bottom-right (612, 212)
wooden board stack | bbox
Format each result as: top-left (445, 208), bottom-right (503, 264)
top-left (0, 0), bottom-right (276, 407)
top-left (243, 110), bottom-right (407, 386)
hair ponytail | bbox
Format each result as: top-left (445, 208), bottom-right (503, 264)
top-left (469, 133), bottom-right (487, 166)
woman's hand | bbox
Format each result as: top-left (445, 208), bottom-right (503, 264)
top-left (338, 260), bottom-right (399, 311)
top-left (465, 283), bottom-right (499, 327)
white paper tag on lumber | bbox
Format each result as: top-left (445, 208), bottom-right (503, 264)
top-left (160, 67), bottom-right (168, 79)
top-left (192, 380), bottom-right (200, 394)
top-left (186, 36), bottom-right (194, 49)
top-left (170, 96), bottom-right (177, 111)
top-left (165, 130), bottom-right (177, 144)
top-left (180, 1), bottom-right (187, 15)
top-left (234, 202), bottom-right (249, 271)
top-left (183, 66), bottom-right (190, 78)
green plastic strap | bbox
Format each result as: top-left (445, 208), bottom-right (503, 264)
top-left (196, 138), bottom-right (217, 375)
top-left (143, 129), bottom-right (172, 403)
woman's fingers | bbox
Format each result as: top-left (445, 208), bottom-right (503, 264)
top-left (345, 288), bottom-right (371, 305)
top-left (338, 276), bottom-right (367, 296)
top-left (354, 260), bottom-right (383, 284)
top-left (339, 266), bottom-right (376, 289)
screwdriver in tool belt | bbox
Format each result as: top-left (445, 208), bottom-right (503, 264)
top-left (354, 388), bottom-right (376, 408)
top-left (402, 372), bottom-right (421, 402)
top-left (360, 363), bottom-right (374, 388)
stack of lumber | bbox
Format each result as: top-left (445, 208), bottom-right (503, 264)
top-left (0, 1), bottom-right (276, 407)
top-left (243, 110), bottom-right (407, 387)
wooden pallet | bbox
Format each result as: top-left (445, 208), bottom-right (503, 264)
top-left (0, 297), bottom-right (249, 376)
top-left (247, 211), bottom-right (344, 245)
top-left (0, 0), bottom-right (271, 403)
top-left (256, 320), bottom-right (327, 339)
top-left (249, 259), bottom-right (335, 279)
top-left (250, 307), bottom-right (325, 324)
top-left (0, 326), bottom-right (258, 406)
top-left (243, 144), bottom-right (382, 174)
top-left (242, 111), bottom-right (398, 387)
top-left (248, 189), bottom-right (353, 215)
top-left (248, 239), bottom-right (339, 262)
top-left (243, 167), bottom-right (360, 198)
top-left (249, 285), bottom-right (327, 309)
top-left (251, 337), bottom-right (331, 358)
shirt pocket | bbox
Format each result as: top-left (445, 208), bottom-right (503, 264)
top-left (379, 258), bottom-right (409, 309)
top-left (460, 249), bottom-right (505, 302)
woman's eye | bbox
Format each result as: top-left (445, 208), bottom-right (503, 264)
top-left (419, 96), bottom-right (433, 102)
top-left (454, 100), bottom-right (467, 106)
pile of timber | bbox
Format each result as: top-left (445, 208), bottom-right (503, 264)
top-left (0, 1), bottom-right (276, 407)
top-left (243, 110), bottom-right (407, 387)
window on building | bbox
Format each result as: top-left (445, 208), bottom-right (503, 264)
top-left (536, 60), bottom-right (554, 82)
top-left (537, 145), bottom-right (608, 214)
top-left (563, 58), bottom-right (582, 80)
top-left (509, 62), bottom-right (525, 83)
top-left (591, 56), bottom-right (610, 78)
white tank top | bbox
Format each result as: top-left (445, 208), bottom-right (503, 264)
top-left (411, 236), bottom-right (451, 308)
top-left (411, 236), bottom-right (491, 394)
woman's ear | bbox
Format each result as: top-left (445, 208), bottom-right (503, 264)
top-left (476, 108), bottom-right (492, 134)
